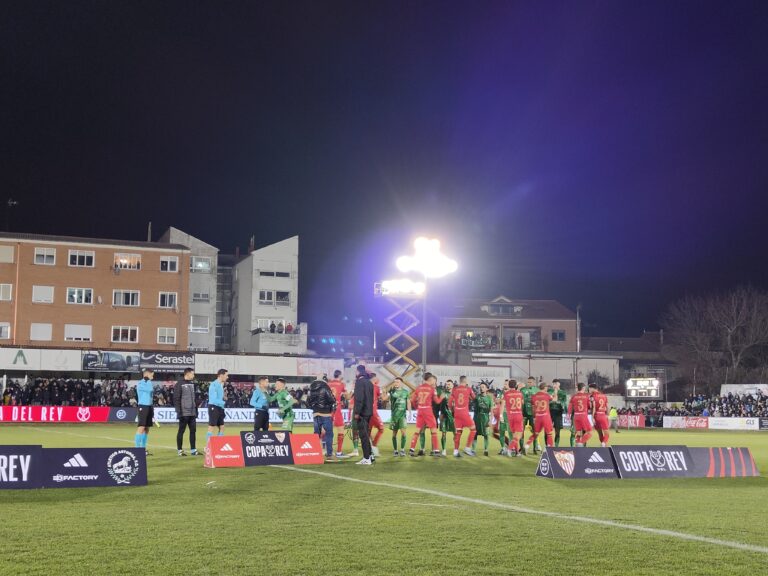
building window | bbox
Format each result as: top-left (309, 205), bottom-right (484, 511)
top-left (0, 322), bottom-right (9, 339)
top-left (552, 330), bottom-right (566, 342)
top-left (276, 271), bottom-right (290, 278)
top-left (259, 290), bottom-right (273, 305)
top-left (113, 290), bottom-right (140, 307)
top-left (0, 284), bottom-right (11, 301)
top-left (159, 292), bottom-right (177, 309)
top-left (190, 256), bottom-right (212, 273)
top-left (32, 285), bottom-right (54, 303)
top-left (30, 323), bottom-right (53, 341)
top-left (34, 247), bottom-right (56, 265)
top-left (114, 253), bottom-right (141, 270)
top-left (275, 291), bottom-right (290, 306)
top-left (68, 250), bottom-right (95, 267)
top-left (67, 287), bottom-right (93, 305)
top-left (64, 324), bottom-right (92, 342)
top-left (157, 327), bottom-right (177, 344)
top-left (189, 315), bottom-right (209, 333)
top-left (160, 256), bottom-right (178, 272)
top-left (112, 326), bottom-right (139, 343)
top-left (192, 292), bottom-right (210, 302)
top-left (259, 271), bottom-right (275, 277)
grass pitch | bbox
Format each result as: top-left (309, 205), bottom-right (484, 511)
top-left (1, 424), bottom-right (766, 576)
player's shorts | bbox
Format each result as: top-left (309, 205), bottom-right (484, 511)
top-left (390, 413), bottom-right (408, 431)
top-left (439, 413), bottom-right (456, 433)
top-left (523, 412), bottom-right (534, 430)
top-left (208, 406), bottom-right (225, 427)
top-left (369, 412), bottom-right (383, 430)
top-left (594, 414), bottom-right (610, 430)
top-left (474, 413), bottom-right (490, 435)
top-left (281, 410), bottom-right (294, 430)
top-left (533, 415), bottom-right (554, 435)
top-left (333, 409), bottom-right (344, 428)
top-left (573, 414), bottom-right (593, 432)
top-left (507, 413), bottom-right (524, 433)
top-left (453, 411), bottom-right (474, 430)
top-left (416, 410), bottom-right (437, 430)
top-left (137, 405), bottom-right (154, 428)
top-left (550, 411), bottom-right (563, 429)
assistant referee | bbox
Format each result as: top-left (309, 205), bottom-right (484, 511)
top-left (207, 369), bottom-right (228, 443)
top-left (135, 368), bottom-right (155, 452)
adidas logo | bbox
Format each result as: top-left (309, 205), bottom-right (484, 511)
top-left (221, 444), bottom-right (234, 452)
top-left (588, 452), bottom-right (605, 463)
top-left (300, 441), bottom-right (313, 449)
top-left (63, 453), bottom-right (88, 468)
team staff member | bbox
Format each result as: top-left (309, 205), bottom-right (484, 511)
top-left (207, 369), bottom-right (228, 443)
top-left (549, 379), bottom-right (568, 447)
top-left (135, 368), bottom-right (155, 451)
top-left (250, 377), bottom-right (270, 432)
top-left (353, 365), bottom-right (374, 465)
top-left (174, 368), bottom-right (199, 456)
top-left (520, 377), bottom-right (539, 453)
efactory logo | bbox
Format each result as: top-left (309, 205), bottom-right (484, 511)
top-left (63, 453), bottom-right (88, 468)
top-left (588, 452), bottom-right (605, 463)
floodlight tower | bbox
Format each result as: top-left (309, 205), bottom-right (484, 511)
top-left (395, 237), bottom-right (457, 371)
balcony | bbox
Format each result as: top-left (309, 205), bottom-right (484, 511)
top-left (248, 323), bottom-right (307, 354)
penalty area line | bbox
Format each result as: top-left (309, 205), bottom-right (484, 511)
top-left (271, 465), bottom-right (768, 555)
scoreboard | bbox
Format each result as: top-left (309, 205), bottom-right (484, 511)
top-left (625, 377), bottom-right (661, 399)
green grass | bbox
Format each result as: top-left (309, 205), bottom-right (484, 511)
top-left (1, 424), bottom-right (766, 575)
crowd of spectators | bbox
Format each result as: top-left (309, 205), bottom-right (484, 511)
top-left (2, 378), bottom-right (137, 407)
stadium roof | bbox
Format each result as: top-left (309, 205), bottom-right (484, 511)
top-left (0, 231), bottom-right (189, 251)
top-left (443, 295), bottom-right (576, 320)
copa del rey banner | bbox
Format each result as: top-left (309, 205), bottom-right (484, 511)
top-left (0, 406), bottom-right (111, 423)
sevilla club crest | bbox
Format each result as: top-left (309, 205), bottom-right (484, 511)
top-left (554, 451), bottom-right (575, 476)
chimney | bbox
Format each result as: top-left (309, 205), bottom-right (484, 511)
top-left (235, 246), bottom-right (240, 259)
top-left (659, 329), bottom-right (664, 346)
top-left (147, 221), bottom-right (152, 242)
top-left (248, 235), bottom-right (255, 252)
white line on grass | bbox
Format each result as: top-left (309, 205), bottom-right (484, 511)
top-left (272, 465), bottom-right (768, 555)
top-left (28, 427), bottom-right (178, 451)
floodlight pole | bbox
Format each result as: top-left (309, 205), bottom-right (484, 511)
top-left (421, 279), bottom-right (427, 371)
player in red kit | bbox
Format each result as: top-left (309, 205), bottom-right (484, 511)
top-left (327, 370), bottom-right (349, 458)
top-left (525, 382), bottom-right (554, 453)
top-left (409, 373), bottom-right (443, 457)
top-left (568, 382), bottom-right (593, 446)
top-left (368, 374), bottom-right (385, 457)
top-left (503, 380), bottom-right (525, 457)
top-left (449, 375), bottom-right (477, 457)
top-left (589, 383), bottom-right (610, 447)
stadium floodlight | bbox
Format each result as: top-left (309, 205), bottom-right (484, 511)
top-left (379, 278), bottom-right (426, 297)
top-left (396, 237), bottom-right (458, 279)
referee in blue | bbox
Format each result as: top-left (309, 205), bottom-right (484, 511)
top-left (250, 376), bottom-right (270, 432)
top-left (135, 368), bottom-right (155, 452)
top-left (207, 369), bottom-right (227, 443)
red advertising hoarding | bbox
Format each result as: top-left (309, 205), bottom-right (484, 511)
top-left (0, 406), bottom-right (111, 423)
top-left (289, 434), bottom-right (325, 465)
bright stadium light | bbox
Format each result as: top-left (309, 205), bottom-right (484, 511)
top-left (396, 237), bottom-right (458, 279)
top-left (379, 278), bottom-right (426, 297)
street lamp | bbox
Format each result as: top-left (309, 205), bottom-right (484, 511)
top-left (396, 237), bottom-right (458, 370)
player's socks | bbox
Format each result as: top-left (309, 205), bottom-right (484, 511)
top-left (206, 431), bottom-right (213, 444)
top-left (400, 434), bottom-right (407, 450)
top-left (453, 431), bottom-right (462, 451)
top-left (419, 430), bottom-right (426, 451)
top-left (410, 434), bottom-right (419, 450)
top-left (545, 433), bottom-right (553, 447)
top-left (392, 435), bottom-right (399, 451)
top-left (373, 429), bottom-right (383, 447)
top-left (467, 430), bottom-right (477, 448)
top-left (472, 439), bottom-right (477, 451)
top-left (352, 437), bottom-right (359, 450)
top-left (134, 433), bottom-right (142, 447)
top-left (582, 431), bottom-right (592, 444)
top-left (337, 434), bottom-right (344, 454)
top-left (431, 433), bottom-right (439, 452)
top-left (217, 432), bottom-right (223, 436)
top-left (602, 431), bottom-right (609, 444)
top-left (554, 430), bottom-right (561, 447)
top-left (441, 433), bottom-right (446, 452)
top-left (570, 430), bottom-right (576, 447)
top-left (483, 436), bottom-right (489, 451)
top-left (140, 433), bottom-right (148, 447)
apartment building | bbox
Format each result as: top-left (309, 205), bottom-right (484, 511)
top-left (0, 232), bottom-right (190, 349)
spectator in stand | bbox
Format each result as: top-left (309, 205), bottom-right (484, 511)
top-left (270, 321), bottom-right (277, 333)
top-left (277, 321), bottom-right (284, 334)
top-left (174, 368), bottom-right (199, 456)
top-left (308, 375), bottom-right (337, 460)
top-left (285, 322), bottom-right (293, 334)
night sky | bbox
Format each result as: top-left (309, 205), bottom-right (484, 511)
top-left (3, 1), bottom-right (768, 337)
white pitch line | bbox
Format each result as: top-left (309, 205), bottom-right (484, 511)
top-left (27, 427), bottom-right (178, 450)
top-left (271, 465), bottom-right (768, 555)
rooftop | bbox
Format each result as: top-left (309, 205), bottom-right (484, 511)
top-left (443, 295), bottom-right (576, 320)
top-left (0, 231), bottom-right (189, 251)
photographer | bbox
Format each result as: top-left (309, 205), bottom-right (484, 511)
top-left (307, 375), bottom-right (336, 459)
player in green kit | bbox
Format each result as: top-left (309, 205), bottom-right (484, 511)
top-left (548, 379), bottom-right (568, 447)
top-left (270, 378), bottom-right (296, 431)
top-left (437, 380), bottom-right (455, 456)
top-left (495, 386), bottom-right (510, 455)
top-left (520, 377), bottom-right (539, 453)
top-left (387, 378), bottom-right (411, 456)
top-left (471, 383), bottom-right (493, 456)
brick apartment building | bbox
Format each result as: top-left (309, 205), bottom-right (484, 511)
top-left (0, 232), bottom-right (191, 350)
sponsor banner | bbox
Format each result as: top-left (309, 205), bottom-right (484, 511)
top-left (0, 406), bottom-right (110, 423)
top-left (204, 436), bottom-right (245, 468)
top-left (82, 350), bottom-right (141, 372)
top-left (0, 348), bottom-right (42, 371)
top-left (289, 434), bottom-right (325, 465)
top-left (760, 418), bottom-right (768, 431)
top-left (194, 354), bottom-right (297, 377)
top-left (39, 350), bottom-right (82, 372)
top-left (153, 407), bottom-right (417, 425)
top-left (0, 445), bottom-right (44, 489)
top-left (617, 415), bottom-right (646, 428)
top-left (427, 365), bottom-right (509, 385)
top-left (719, 384), bottom-right (768, 397)
top-left (43, 448), bottom-right (147, 488)
top-left (708, 417), bottom-right (759, 431)
top-left (612, 445), bottom-right (693, 478)
top-left (108, 407), bottom-right (137, 423)
top-left (241, 431), bottom-right (294, 466)
top-left (139, 351), bottom-right (195, 372)
top-left (536, 447), bottom-right (619, 479)
top-left (663, 416), bottom-right (709, 429)
top-left (296, 357), bottom-right (344, 378)
top-left (688, 447), bottom-right (760, 478)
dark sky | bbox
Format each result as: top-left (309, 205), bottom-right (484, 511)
top-left (3, 1), bottom-right (768, 337)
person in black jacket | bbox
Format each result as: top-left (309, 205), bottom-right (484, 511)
top-left (353, 365), bottom-right (374, 465)
top-left (308, 376), bottom-right (337, 459)
top-left (173, 368), bottom-right (199, 456)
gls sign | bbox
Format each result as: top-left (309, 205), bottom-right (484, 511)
top-left (612, 445), bottom-right (693, 478)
